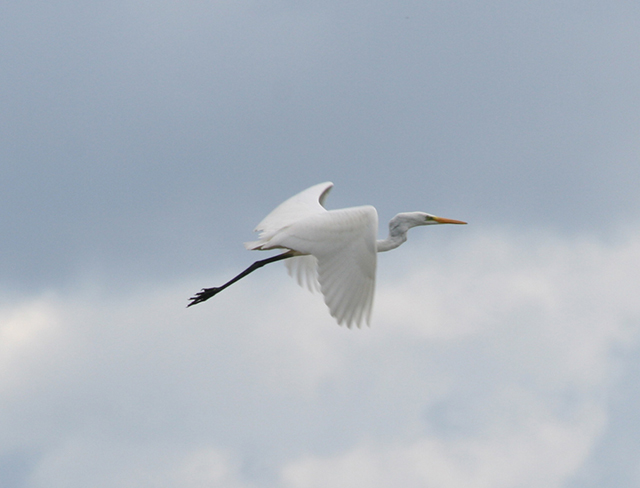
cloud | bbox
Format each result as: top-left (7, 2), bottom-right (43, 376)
top-left (281, 411), bottom-right (601, 488)
top-left (1, 226), bottom-right (639, 487)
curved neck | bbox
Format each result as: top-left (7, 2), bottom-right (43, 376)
top-left (376, 232), bottom-right (407, 252)
top-left (376, 213), bottom-right (419, 252)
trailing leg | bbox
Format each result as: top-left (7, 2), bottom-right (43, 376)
top-left (187, 251), bottom-right (295, 307)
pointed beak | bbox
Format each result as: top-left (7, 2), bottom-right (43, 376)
top-left (432, 216), bottom-right (467, 225)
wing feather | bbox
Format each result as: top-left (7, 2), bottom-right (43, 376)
top-left (285, 255), bottom-right (320, 292)
top-left (245, 182), bottom-right (333, 250)
top-left (268, 206), bottom-right (378, 328)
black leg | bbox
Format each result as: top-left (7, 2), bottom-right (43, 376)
top-left (187, 251), bottom-right (295, 307)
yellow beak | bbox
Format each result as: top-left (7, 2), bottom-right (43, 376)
top-left (432, 216), bottom-right (467, 225)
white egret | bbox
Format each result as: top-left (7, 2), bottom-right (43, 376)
top-left (188, 182), bottom-right (466, 327)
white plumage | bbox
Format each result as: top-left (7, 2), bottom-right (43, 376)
top-left (245, 182), bottom-right (377, 326)
top-left (188, 182), bottom-right (466, 328)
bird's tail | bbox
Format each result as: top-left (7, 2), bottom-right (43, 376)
top-left (244, 240), bottom-right (265, 250)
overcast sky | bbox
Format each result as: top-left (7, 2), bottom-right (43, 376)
top-left (1, 1), bottom-right (640, 487)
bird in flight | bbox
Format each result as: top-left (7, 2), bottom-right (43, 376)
top-left (188, 182), bottom-right (466, 327)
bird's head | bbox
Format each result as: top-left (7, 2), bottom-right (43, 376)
top-left (380, 211), bottom-right (467, 252)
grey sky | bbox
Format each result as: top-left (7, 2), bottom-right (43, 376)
top-left (2, 0), bottom-right (639, 290)
top-left (1, 1), bottom-right (640, 487)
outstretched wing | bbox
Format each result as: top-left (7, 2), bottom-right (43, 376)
top-left (267, 205), bottom-right (378, 328)
top-left (245, 182), bottom-right (333, 250)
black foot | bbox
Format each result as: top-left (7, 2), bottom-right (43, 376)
top-left (187, 287), bottom-right (222, 307)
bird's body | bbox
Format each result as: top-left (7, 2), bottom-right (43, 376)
top-left (188, 182), bottom-right (466, 327)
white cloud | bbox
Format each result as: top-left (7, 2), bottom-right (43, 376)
top-left (282, 408), bottom-right (602, 488)
top-left (1, 226), bottom-right (639, 487)
top-left (29, 442), bottom-right (251, 488)
top-left (0, 296), bottom-right (60, 392)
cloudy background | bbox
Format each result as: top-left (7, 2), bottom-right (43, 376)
top-left (1, 1), bottom-right (640, 486)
